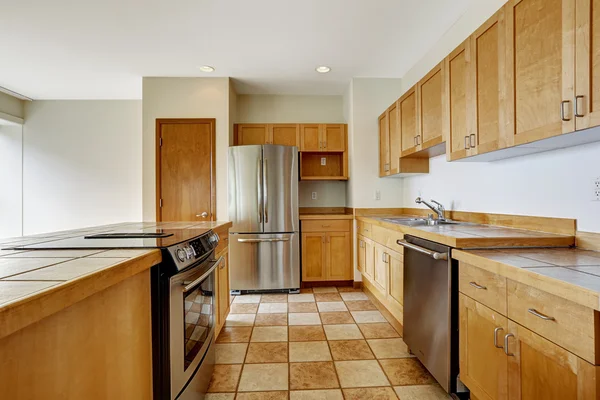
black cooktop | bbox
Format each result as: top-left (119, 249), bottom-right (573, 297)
top-left (84, 232), bottom-right (174, 239)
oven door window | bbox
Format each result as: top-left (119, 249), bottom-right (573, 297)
top-left (183, 274), bottom-right (214, 370)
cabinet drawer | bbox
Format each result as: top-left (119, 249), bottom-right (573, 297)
top-left (507, 280), bottom-right (599, 365)
top-left (357, 220), bottom-right (372, 238)
top-left (302, 220), bottom-right (351, 232)
top-left (459, 262), bottom-right (507, 315)
top-left (371, 225), bottom-right (404, 254)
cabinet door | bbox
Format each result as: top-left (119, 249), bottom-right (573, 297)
top-left (400, 87), bottom-right (419, 156)
top-left (445, 40), bottom-right (471, 161)
top-left (506, 321), bottom-right (598, 400)
top-left (218, 252), bottom-right (230, 325)
top-left (388, 102), bottom-right (401, 174)
top-left (301, 233), bottom-right (326, 281)
top-left (270, 124), bottom-right (299, 147)
top-left (470, 10), bottom-right (504, 157)
top-left (326, 232), bottom-right (351, 280)
top-left (373, 244), bottom-right (388, 294)
top-left (504, 0), bottom-right (575, 146)
top-left (364, 238), bottom-right (375, 280)
top-left (386, 248), bottom-right (403, 308)
top-left (323, 124), bottom-right (345, 151)
top-left (575, 0), bottom-right (600, 130)
top-left (459, 294), bottom-right (509, 400)
top-left (418, 62), bottom-right (444, 147)
top-left (379, 111), bottom-right (390, 176)
top-left (237, 124), bottom-right (269, 145)
top-left (300, 124), bottom-right (322, 151)
top-left (357, 236), bottom-right (366, 274)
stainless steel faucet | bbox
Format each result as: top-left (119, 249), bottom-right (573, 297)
top-left (415, 197), bottom-right (447, 221)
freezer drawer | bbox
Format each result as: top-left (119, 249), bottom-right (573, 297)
top-left (229, 233), bottom-right (300, 291)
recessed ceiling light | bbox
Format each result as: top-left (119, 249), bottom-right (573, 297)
top-left (199, 65), bottom-right (215, 72)
top-left (316, 66), bottom-right (331, 73)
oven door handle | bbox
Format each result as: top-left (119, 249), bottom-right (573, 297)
top-left (182, 256), bottom-right (224, 293)
top-left (396, 239), bottom-right (448, 260)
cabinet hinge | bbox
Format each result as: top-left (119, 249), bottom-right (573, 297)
top-left (159, 137), bottom-right (163, 146)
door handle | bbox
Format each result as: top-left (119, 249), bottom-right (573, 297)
top-left (237, 237), bottom-right (291, 243)
top-left (561, 100), bottom-right (571, 121)
top-left (493, 327), bottom-right (504, 349)
top-left (257, 158), bottom-right (263, 223)
top-left (527, 308), bottom-right (555, 321)
top-left (182, 257), bottom-right (222, 293)
top-left (396, 240), bottom-right (448, 260)
top-left (263, 159), bottom-right (268, 223)
top-left (503, 333), bottom-right (515, 357)
top-left (469, 281), bottom-right (487, 290)
top-left (464, 136), bottom-right (470, 149)
top-left (196, 212), bottom-right (208, 218)
top-left (575, 95), bottom-right (585, 118)
top-left (470, 134), bottom-right (476, 148)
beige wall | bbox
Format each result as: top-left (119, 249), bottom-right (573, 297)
top-left (236, 95), bottom-right (345, 123)
top-left (0, 91), bottom-right (25, 122)
top-left (298, 181), bottom-right (347, 208)
top-left (142, 78), bottom-right (232, 221)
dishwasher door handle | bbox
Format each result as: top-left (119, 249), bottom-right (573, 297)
top-left (397, 240), bottom-right (448, 260)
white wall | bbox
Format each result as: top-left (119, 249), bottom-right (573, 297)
top-left (142, 78), bottom-right (232, 221)
top-left (0, 91), bottom-right (24, 121)
top-left (236, 95), bottom-right (345, 123)
top-left (22, 100), bottom-right (142, 234)
top-left (346, 78), bottom-right (404, 208)
top-left (0, 123), bottom-right (23, 238)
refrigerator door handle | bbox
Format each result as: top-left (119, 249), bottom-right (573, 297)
top-left (237, 237), bottom-right (291, 243)
top-left (257, 157), bottom-right (263, 223)
top-left (263, 158), bottom-right (269, 223)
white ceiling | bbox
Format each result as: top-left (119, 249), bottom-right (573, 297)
top-left (0, 0), bottom-right (471, 99)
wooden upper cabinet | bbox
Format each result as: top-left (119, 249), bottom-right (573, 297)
top-left (470, 10), bottom-right (504, 157)
top-left (388, 103), bottom-right (400, 174)
top-left (575, 0), bottom-right (600, 130)
top-left (506, 320), bottom-right (598, 400)
top-left (300, 124), bottom-right (321, 151)
top-left (504, 0), bottom-right (575, 146)
top-left (322, 124), bottom-right (346, 151)
top-left (400, 87), bottom-right (419, 156)
top-left (418, 62), bottom-right (445, 148)
top-left (445, 40), bottom-right (471, 161)
top-left (379, 111), bottom-right (390, 176)
top-left (270, 124), bottom-right (299, 146)
top-left (236, 124), bottom-right (269, 145)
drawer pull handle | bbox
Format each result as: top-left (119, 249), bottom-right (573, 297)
top-left (493, 327), bottom-right (504, 349)
top-left (504, 333), bottom-right (515, 357)
top-left (528, 308), bottom-right (555, 321)
top-left (469, 281), bottom-right (487, 290)
top-left (322, 225), bottom-right (331, 228)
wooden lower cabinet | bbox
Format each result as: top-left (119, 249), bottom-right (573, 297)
top-left (301, 224), bottom-right (352, 281)
top-left (386, 248), bottom-right (403, 309)
top-left (214, 244), bottom-right (230, 337)
top-left (373, 243), bottom-right (388, 293)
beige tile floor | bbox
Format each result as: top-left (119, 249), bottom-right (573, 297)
top-left (208, 287), bottom-right (450, 400)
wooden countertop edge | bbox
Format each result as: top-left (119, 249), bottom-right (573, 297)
top-left (299, 214), bottom-right (354, 220)
top-left (0, 250), bottom-right (162, 340)
top-left (356, 216), bottom-right (575, 248)
top-left (452, 250), bottom-right (600, 311)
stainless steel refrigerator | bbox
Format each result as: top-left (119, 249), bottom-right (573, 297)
top-left (228, 145), bottom-right (300, 292)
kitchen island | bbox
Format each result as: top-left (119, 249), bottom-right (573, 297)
top-left (0, 221), bottom-right (231, 400)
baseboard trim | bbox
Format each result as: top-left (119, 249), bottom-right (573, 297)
top-left (353, 281), bottom-right (362, 289)
top-left (301, 280), bottom-right (354, 288)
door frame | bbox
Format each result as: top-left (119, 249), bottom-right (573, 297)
top-left (155, 118), bottom-right (217, 222)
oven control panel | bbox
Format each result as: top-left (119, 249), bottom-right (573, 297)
top-left (167, 230), bottom-right (219, 271)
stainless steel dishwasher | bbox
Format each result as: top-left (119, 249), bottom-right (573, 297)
top-left (397, 235), bottom-right (464, 397)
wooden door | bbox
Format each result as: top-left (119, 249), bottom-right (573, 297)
top-left (378, 111), bottom-right (390, 176)
top-left (322, 124), bottom-right (345, 151)
top-left (301, 233), bottom-right (326, 281)
top-left (373, 244), bottom-right (388, 294)
top-left (504, 0), bottom-right (575, 146)
top-left (470, 10), bottom-right (504, 156)
top-left (157, 119), bottom-right (215, 221)
top-left (217, 252), bottom-right (230, 329)
top-left (575, 0), bottom-right (600, 130)
top-left (388, 103), bottom-right (401, 174)
top-left (236, 124), bottom-right (269, 145)
top-left (459, 294), bottom-right (509, 400)
top-left (386, 248), bottom-right (403, 308)
top-left (506, 321), bottom-right (598, 400)
top-left (445, 40), bottom-right (471, 161)
top-left (326, 232), bottom-right (351, 280)
top-left (300, 124), bottom-right (322, 151)
top-left (270, 124), bottom-right (299, 146)
top-left (418, 62), bottom-right (444, 147)
top-left (357, 236), bottom-right (366, 274)
top-left (400, 87), bottom-right (419, 156)
top-left (364, 238), bottom-right (375, 280)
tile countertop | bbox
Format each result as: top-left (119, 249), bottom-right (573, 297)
top-left (0, 221), bottom-right (231, 340)
top-left (453, 248), bottom-right (600, 311)
top-left (356, 215), bottom-right (575, 248)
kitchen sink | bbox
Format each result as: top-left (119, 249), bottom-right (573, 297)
top-left (382, 217), bottom-right (463, 227)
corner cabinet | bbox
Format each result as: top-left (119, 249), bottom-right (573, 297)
top-left (301, 219), bottom-right (352, 281)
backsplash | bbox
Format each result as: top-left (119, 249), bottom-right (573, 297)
top-left (298, 181), bottom-right (347, 207)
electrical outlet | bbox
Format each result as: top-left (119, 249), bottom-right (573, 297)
top-left (375, 190), bottom-right (381, 201)
top-left (311, 192), bottom-right (317, 200)
top-left (321, 157), bottom-right (326, 166)
top-left (594, 177), bottom-right (600, 201)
